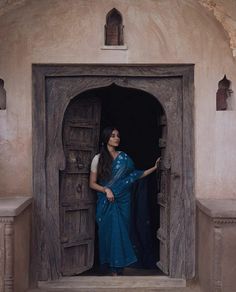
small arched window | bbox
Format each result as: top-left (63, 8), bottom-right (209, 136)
top-left (0, 78), bottom-right (6, 110)
top-left (105, 8), bottom-right (124, 46)
top-left (216, 75), bottom-right (232, 110)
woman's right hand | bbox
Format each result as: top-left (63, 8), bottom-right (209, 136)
top-left (104, 187), bottom-right (115, 203)
top-left (155, 157), bottom-right (161, 168)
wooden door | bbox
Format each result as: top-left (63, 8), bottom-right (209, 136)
top-left (33, 64), bottom-right (194, 282)
top-left (60, 96), bottom-right (101, 275)
top-left (156, 114), bottom-right (170, 275)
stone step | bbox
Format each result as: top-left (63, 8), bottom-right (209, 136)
top-left (27, 276), bottom-right (201, 292)
top-left (29, 289), bottom-right (199, 292)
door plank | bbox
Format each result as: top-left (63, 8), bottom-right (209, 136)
top-left (60, 96), bottom-right (101, 275)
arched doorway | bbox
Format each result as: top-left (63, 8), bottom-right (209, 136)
top-left (60, 84), bottom-right (164, 275)
top-left (32, 64), bottom-right (195, 284)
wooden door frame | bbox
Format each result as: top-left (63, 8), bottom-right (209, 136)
top-left (31, 64), bottom-right (194, 285)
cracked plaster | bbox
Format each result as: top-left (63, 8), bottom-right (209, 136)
top-left (0, 0), bottom-right (28, 17)
top-left (199, 0), bottom-right (236, 58)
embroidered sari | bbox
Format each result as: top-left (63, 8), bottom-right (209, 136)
top-left (96, 151), bottom-right (144, 268)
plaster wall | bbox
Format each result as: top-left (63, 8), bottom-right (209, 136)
top-left (0, 0), bottom-right (236, 198)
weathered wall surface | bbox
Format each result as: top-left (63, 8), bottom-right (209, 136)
top-left (0, 0), bottom-right (236, 198)
top-left (199, 0), bottom-right (236, 57)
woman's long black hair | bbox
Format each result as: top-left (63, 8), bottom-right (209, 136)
top-left (97, 126), bottom-right (118, 181)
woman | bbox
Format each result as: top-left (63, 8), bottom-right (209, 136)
top-left (89, 127), bottom-right (160, 276)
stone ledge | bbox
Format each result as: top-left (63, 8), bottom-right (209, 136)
top-left (101, 45), bottom-right (128, 50)
top-left (0, 196), bottom-right (32, 216)
top-left (38, 276), bottom-right (186, 289)
top-left (197, 198), bottom-right (236, 218)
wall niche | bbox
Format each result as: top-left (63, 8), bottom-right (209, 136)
top-left (0, 78), bottom-right (6, 110)
top-left (105, 8), bottom-right (124, 46)
top-left (216, 75), bottom-right (233, 111)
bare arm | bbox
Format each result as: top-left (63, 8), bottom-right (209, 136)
top-left (89, 171), bottom-right (115, 202)
top-left (140, 157), bottom-right (161, 179)
top-left (89, 171), bottom-right (105, 193)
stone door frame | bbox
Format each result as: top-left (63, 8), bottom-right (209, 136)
top-left (31, 64), bottom-right (195, 284)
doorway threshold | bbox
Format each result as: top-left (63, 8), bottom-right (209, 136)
top-left (38, 276), bottom-right (186, 290)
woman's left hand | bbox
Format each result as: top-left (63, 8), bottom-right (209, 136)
top-left (104, 187), bottom-right (115, 203)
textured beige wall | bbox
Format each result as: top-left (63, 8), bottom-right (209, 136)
top-left (0, 0), bottom-right (236, 198)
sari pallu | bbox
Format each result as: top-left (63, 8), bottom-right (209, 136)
top-left (96, 151), bottom-right (144, 268)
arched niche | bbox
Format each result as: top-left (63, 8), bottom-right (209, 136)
top-left (105, 8), bottom-right (124, 45)
top-left (216, 75), bottom-right (232, 111)
top-left (0, 78), bottom-right (6, 110)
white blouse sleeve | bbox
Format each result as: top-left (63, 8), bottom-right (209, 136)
top-left (90, 154), bottom-right (100, 173)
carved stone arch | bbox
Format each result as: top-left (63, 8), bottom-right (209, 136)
top-left (105, 8), bottom-right (124, 45)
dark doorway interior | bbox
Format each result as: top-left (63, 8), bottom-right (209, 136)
top-left (79, 84), bottom-right (164, 275)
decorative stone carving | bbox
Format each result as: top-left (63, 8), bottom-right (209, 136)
top-left (4, 222), bottom-right (14, 292)
top-left (199, 0), bottom-right (236, 58)
top-left (0, 218), bottom-right (14, 292)
top-left (213, 226), bottom-right (223, 292)
top-left (214, 218), bottom-right (236, 224)
top-left (0, 79), bottom-right (6, 110)
top-left (0, 223), bottom-right (4, 291)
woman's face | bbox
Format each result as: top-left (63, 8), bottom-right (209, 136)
top-left (107, 129), bottom-right (120, 148)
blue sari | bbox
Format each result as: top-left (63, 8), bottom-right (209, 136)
top-left (96, 151), bottom-right (144, 268)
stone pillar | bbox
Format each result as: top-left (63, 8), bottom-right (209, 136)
top-left (0, 197), bottom-right (32, 292)
top-left (197, 199), bottom-right (236, 292)
top-left (4, 220), bottom-right (14, 292)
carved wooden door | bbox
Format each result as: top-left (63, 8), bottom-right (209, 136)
top-left (60, 96), bottom-right (101, 275)
top-left (156, 114), bottom-right (170, 275)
